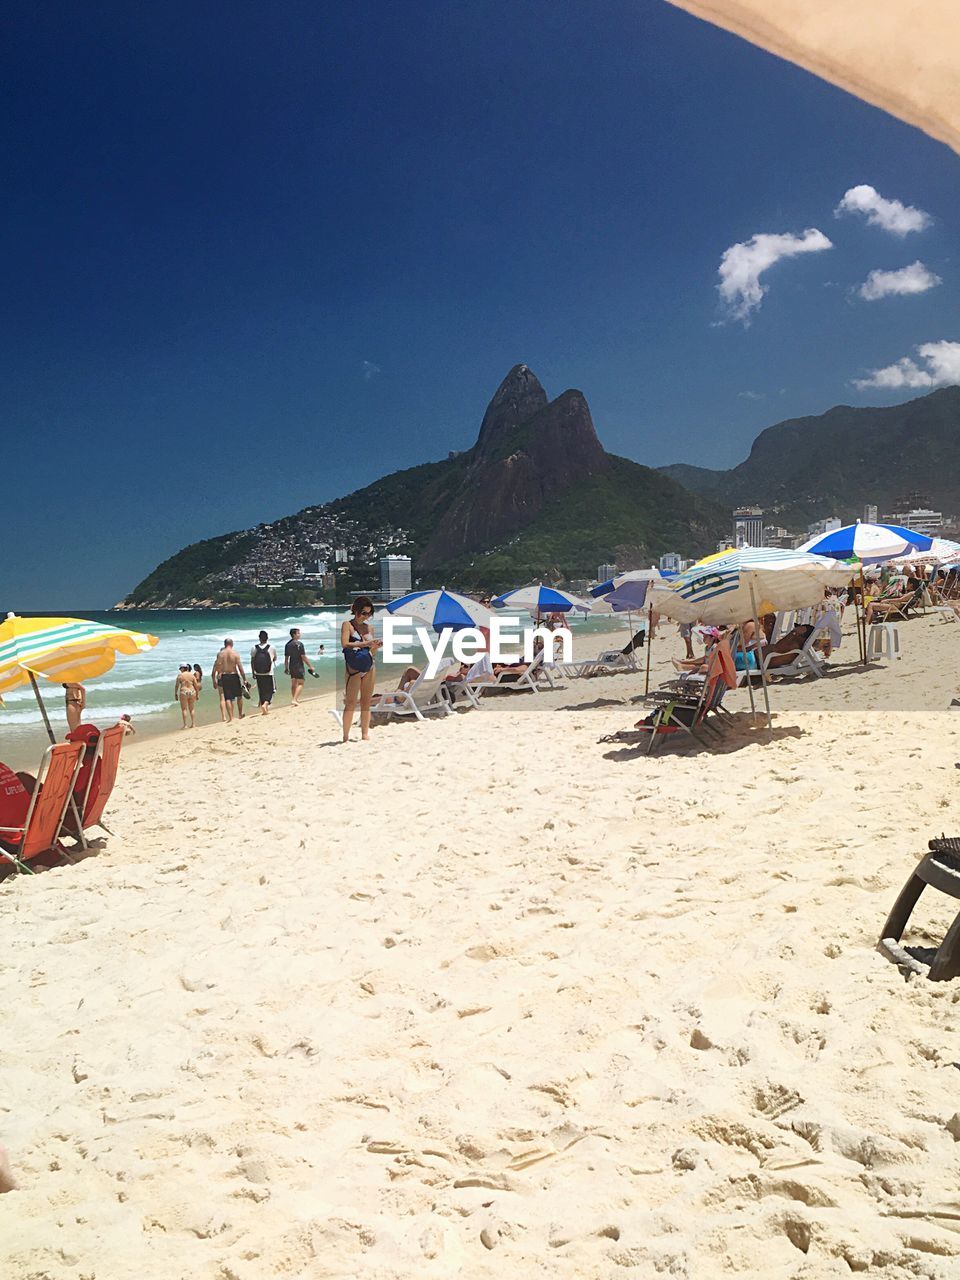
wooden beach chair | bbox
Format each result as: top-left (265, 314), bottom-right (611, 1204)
top-left (0, 741), bottom-right (84, 874)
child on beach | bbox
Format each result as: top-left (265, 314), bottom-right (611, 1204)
top-left (117, 714), bottom-right (136, 736)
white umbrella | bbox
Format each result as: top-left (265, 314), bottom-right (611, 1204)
top-left (652, 547), bottom-right (852, 728)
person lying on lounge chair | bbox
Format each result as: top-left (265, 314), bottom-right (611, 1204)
top-left (394, 662), bottom-right (470, 691)
top-left (865, 578), bottom-right (921, 625)
top-left (760, 625), bottom-right (816, 669)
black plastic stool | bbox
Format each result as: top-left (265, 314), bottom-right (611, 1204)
top-left (878, 838), bottom-right (960, 980)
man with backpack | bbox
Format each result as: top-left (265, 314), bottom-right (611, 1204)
top-left (250, 631), bottom-right (278, 715)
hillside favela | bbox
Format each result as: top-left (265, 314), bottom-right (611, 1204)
top-left (4, 4), bottom-right (960, 1280)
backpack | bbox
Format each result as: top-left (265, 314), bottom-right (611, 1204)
top-left (252, 644), bottom-right (273, 674)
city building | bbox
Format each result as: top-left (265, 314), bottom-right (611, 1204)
top-left (762, 525), bottom-right (799, 549)
top-left (659, 552), bottom-right (682, 573)
top-left (733, 507), bottom-right (764, 548)
top-left (379, 554), bottom-right (412, 599)
top-left (716, 539), bottom-right (735, 554)
top-left (882, 505), bottom-right (943, 536)
top-left (806, 516), bottom-right (841, 538)
top-left (597, 562), bottom-right (618, 582)
top-left (863, 503), bottom-right (878, 524)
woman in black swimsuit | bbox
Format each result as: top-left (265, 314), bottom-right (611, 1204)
top-left (340, 595), bottom-right (380, 742)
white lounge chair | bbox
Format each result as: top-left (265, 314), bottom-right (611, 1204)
top-left (445, 654), bottom-right (496, 707)
top-left (331, 660), bottom-right (458, 726)
top-left (762, 627), bottom-right (826, 680)
top-left (561, 648), bottom-right (638, 678)
top-left (486, 648), bottom-right (558, 694)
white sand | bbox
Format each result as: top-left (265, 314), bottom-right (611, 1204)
top-left (3, 614), bottom-right (960, 1278)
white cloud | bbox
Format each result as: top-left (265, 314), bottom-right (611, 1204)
top-left (857, 260), bottom-right (942, 301)
top-left (362, 360), bottom-right (381, 381)
top-left (737, 390), bottom-right (765, 400)
top-left (717, 228), bottom-right (833, 324)
top-left (853, 340), bottom-right (960, 390)
top-left (835, 184), bottom-right (932, 236)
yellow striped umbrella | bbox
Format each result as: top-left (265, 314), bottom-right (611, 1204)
top-left (0, 613), bottom-right (158, 740)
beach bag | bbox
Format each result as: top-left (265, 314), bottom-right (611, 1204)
top-left (344, 647), bottom-right (373, 675)
top-left (252, 644), bottom-right (272, 674)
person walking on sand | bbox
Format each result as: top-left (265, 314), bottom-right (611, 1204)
top-left (63, 682), bottom-right (85, 733)
top-left (174, 663), bottom-right (199, 728)
top-left (212, 638), bottom-right (248, 722)
top-left (341, 595), bottom-right (380, 742)
top-left (284, 627), bottom-right (316, 706)
top-left (250, 630), bottom-right (277, 716)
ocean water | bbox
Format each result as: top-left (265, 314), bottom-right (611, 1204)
top-left (0, 607), bottom-right (629, 766)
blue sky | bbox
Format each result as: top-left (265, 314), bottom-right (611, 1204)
top-left (3, 0), bottom-right (958, 606)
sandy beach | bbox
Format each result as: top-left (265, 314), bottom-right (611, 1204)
top-left (3, 614), bottom-right (960, 1278)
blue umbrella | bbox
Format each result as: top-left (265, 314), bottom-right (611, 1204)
top-left (591, 568), bottom-right (664, 613)
top-left (491, 584), bottom-right (593, 616)
top-left (380, 589), bottom-right (492, 633)
top-left (798, 521), bottom-right (932, 564)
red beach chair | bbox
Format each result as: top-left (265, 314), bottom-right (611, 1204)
top-left (0, 741), bottom-right (84, 874)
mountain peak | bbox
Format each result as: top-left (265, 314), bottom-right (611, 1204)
top-left (475, 364), bottom-right (549, 454)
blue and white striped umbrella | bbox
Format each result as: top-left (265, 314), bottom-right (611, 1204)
top-left (491, 584), bottom-right (593, 616)
top-left (591, 568), bottom-right (664, 613)
top-left (651, 546), bottom-right (852, 625)
top-left (797, 521), bottom-right (933, 564)
top-left (378, 589), bottom-right (493, 632)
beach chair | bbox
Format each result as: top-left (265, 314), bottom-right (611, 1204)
top-left (878, 837), bottom-right (960, 981)
top-left (73, 723), bottom-right (125, 840)
top-left (561, 648), bottom-right (637, 678)
top-left (331, 662), bottom-right (459, 726)
top-left (445, 654), bottom-right (495, 707)
top-left (637, 642), bottom-right (734, 753)
top-left (761, 628), bottom-right (826, 680)
top-left (869, 585), bottom-right (924, 624)
top-left (486, 648), bottom-right (558, 694)
top-left (0, 741), bottom-right (84, 874)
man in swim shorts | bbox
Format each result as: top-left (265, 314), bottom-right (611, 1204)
top-left (212, 639), bottom-right (248, 722)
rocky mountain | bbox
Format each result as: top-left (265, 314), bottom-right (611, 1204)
top-left (659, 385), bottom-right (960, 525)
top-left (122, 365), bottom-right (729, 606)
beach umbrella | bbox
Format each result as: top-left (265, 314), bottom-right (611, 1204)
top-left (591, 568), bottom-right (664, 612)
top-left (491, 584), bottom-right (593, 617)
top-left (889, 537), bottom-right (960, 565)
top-left (0, 613), bottom-right (159, 742)
top-left (797, 522), bottom-right (933, 565)
top-left (378, 589), bottom-right (493, 632)
top-left (651, 547), bottom-right (852, 728)
top-left (651, 547), bottom-right (851, 626)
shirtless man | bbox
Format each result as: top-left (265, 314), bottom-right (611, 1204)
top-left (212, 639), bottom-right (248, 722)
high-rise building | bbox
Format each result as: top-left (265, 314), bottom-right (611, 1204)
top-left (863, 503), bottom-right (878, 524)
top-left (659, 552), bottom-right (682, 573)
top-left (597, 563), bottom-right (618, 582)
top-left (733, 507), bottom-right (764, 548)
top-left (379, 554), bottom-right (412, 599)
